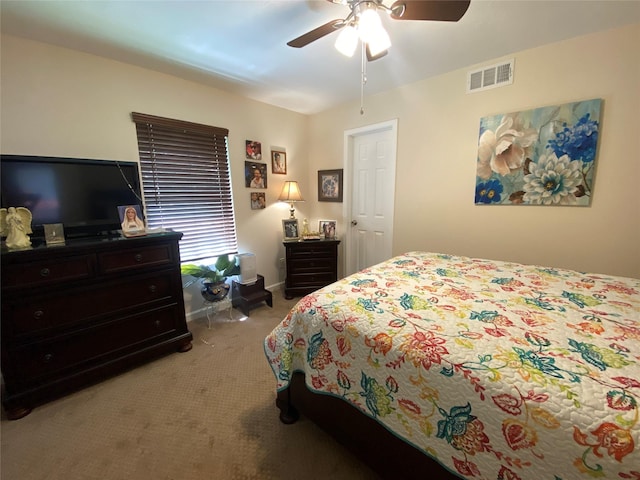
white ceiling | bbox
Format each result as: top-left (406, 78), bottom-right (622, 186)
top-left (2, 1), bottom-right (639, 115)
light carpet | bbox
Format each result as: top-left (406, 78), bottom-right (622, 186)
top-left (0, 292), bottom-right (380, 480)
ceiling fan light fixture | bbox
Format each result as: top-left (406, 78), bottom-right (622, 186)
top-left (357, 7), bottom-right (383, 44)
top-left (367, 28), bottom-right (391, 57)
top-left (335, 24), bottom-right (358, 57)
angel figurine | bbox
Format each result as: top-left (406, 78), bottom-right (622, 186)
top-left (0, 206), bottom-right (33, 250)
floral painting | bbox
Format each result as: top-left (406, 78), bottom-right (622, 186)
top-left (475, 99), bottom-right (601, 206)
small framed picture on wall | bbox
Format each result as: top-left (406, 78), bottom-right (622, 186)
top-left (250, 192), bottom-right (266, 210)
top-left (245, 161), bottom-right (267, 189)
top-left (271, 150), bottom-right (286, 175)
top-left (246, 140), bottom-right (262, 160)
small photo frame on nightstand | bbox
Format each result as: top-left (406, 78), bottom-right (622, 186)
top-left (282, 218), bottom-right (299, 241)
top-left (44, 223), bottom-right (66, 246)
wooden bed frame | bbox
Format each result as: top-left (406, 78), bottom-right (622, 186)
top-left (276, 371), bottom-right (462, 480)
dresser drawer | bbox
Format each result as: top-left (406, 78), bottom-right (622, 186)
top-left (99, 243), bottom-right (174, 274)
top-left (1, 255), bottom-right (94, 288)
top-left (4, 306), bottom-right (181, 382)
top-left (3, 271), bottom-right (177, 337)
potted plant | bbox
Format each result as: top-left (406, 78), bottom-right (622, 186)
top-left (181, 254), bottom-right (241, 302)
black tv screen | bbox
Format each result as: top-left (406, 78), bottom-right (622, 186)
top-left (1, 155), bottom-right (143, 239)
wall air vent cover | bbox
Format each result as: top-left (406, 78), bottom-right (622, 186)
top-left (466, 59), bottom-right (514, 93)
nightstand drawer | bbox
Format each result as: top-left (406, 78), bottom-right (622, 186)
top-left (290, 272), bottom-right (336, 286)
top-left (287, 245), bottom-right (335, 259)
top-left (1, 255), bottom-right (95, 288)
top-left (289, 257), bottom-right (335, 273)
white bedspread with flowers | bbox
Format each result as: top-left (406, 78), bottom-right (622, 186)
top-left (265, 252), bottom-right (640, 480)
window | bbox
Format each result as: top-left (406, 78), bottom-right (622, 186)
top-left (132, 112), bottom-right (237, 262)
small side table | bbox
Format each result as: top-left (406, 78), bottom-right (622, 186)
top-left (231, 274), bottom-right (273, 316)
top-left (204, 296), bottom-right (233, 328)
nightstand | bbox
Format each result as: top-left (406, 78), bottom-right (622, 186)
top-left (231, 274), bottom-right (273, 316)
top-left (283, 239), bottom-right (340, 299)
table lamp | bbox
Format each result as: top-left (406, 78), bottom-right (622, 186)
top-left (278, 181), bottom-right (304, 219)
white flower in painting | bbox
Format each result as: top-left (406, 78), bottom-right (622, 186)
top-left (477, 115), bottom-right (538, 179)
top-left (523, 152), bottom-right (583, 205)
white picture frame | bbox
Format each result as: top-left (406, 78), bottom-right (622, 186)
top-left (318, 219), bottom-right (337, 239)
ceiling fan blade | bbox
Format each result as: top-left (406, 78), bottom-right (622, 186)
top-left (287, 19), bottom-right (345, 48)
top-left (366, 46), bottom-right (388, 62)
top-left (390, 0), bottom-right (471, 22)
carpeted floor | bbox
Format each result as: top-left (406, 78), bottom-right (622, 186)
top-left (0, 291), bottom-right (381, 480)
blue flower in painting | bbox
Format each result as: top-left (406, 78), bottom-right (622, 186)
top-left (475, 179), bottom-right (503, 204)
top-left (547, 113), bottom-right (599, 164)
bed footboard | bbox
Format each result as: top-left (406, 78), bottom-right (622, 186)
top-left (276, 372), bottom-right (461, 480)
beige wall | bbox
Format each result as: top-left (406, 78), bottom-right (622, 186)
top-left (1, 34), bottom-right (314, 316)
top-left (2, 22), bottom-right (639, 317)
top-left (307, 23), bottom-right (640, 278)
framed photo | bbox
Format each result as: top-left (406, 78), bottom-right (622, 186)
top-left (282, 218), bottom-right (300, 241)
top-left (118, 205), bottom-right (147, 237)
top-left (245, 161), bottom-right (267, 189)
top-left (319, 219), bottom-right (337, 239)
top-left (246, 140), bottom-right (262, 160)
top-left (250, 192), bottom-right (266, 210)
top-left (44, 223), bottom-right (65, 246)
top-left (271, 150), bottom-right (287, 175)
top-left (318, 169), bottom-right (343, 202)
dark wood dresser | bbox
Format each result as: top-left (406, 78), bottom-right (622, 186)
top-left (1, 231), bottom-right (192, 419)
top-left (283, 239), bottom-right (340, 299)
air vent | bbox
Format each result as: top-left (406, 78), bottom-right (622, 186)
top-left (466, 59), bottom-right (514, 93)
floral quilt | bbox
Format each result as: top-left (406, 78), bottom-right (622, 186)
top-left (264, 252), bottom-right (640, 480)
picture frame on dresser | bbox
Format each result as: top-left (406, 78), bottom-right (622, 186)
top-left (43, 223), bottom-right (65, 246)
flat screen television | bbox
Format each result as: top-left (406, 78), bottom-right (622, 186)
top-left (1, 155), bottom-right (143, 240)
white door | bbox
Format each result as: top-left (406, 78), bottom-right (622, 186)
top-left (344, 119), bottom-right (397, 276)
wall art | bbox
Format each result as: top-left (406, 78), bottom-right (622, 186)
top-left (317, 169), bottom-right (343, 202)
top-left (250, 192), bottom-right (266, 210)
top-left (246, 140), bottom-right (262, 160)
top-left (245, 161), bottom-right (267, 189)
top-left (271, 150), bottom-right (286, 174)
top-left (475, 98), bottom-right (601, 206)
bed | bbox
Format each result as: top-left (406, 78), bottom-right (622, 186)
top-left (264, 252), bottom-right (640, 479)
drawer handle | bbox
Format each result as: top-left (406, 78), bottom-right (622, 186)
top-left (154, 320), bottom-right (162, 328)
top-left (40, 268), bottom-right (50, 277)
top-left (134, 254), bottom-right (143, 262)
top-left (149, 284), bottom-right (157, 293)
top-left (43, 353), bottom-right (54, 363)
top-left (33, 310), bottom-right (44, 319)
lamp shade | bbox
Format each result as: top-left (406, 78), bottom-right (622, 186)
top-left (278, 181), bottom-right (304, 202)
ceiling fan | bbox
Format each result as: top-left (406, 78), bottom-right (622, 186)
top-left (288, 0), bottom-right (471, 61)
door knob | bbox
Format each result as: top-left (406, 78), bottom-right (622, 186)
top-left (351, 220), bottom-right (358, 226)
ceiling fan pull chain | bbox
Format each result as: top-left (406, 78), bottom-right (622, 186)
top-left (360, 42), bottom-right (367, 115)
